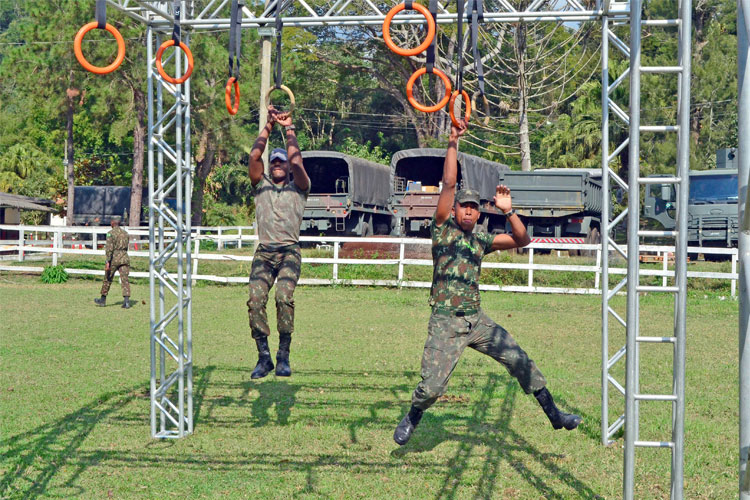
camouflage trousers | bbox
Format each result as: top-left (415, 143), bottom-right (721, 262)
top-left (247, 244), bottom-right (302, 339)
top-left (411, 309), bottom-right (547, 410)
top-left (100, 264), bottom-right (131, 297)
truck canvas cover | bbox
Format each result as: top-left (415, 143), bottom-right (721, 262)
top-left (497, 170), bottom-right (603, 214)
top-left (301, 151), bottom-right (390, 208)
top-left (389, 148), bottom-right (508, 201)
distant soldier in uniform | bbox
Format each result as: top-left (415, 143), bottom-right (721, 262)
top-left (94, 218), bottom-right (132, 309)
top-left (246, 106), bottom-right (310, 379)
top-left (393, 121), bottom-right (581, 446)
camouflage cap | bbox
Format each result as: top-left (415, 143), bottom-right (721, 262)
top-left (455, 188), bottom-right (480, 205)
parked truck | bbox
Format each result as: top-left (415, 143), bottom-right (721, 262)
top-left (643, 168), bottom-right (738, 254)
top-left (73, 186), bottom-right (176, 225)
top-left (299, 151), bottom-right (392, 236)
top-left (493, 168), bottom-right (604, 244)
top-left (389, 148), bottom-right (506, 236)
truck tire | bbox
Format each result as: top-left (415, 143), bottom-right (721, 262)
top-left (361, 221), bottom-right (373, 237)
top-left (375, 222), bottom-right (389, 235)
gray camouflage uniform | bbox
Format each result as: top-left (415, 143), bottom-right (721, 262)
top-left (247, 174), bottom-right (309, 339)
top-left (411, 215), bottom-right (547, 410)
top-left (100, 226), bottom-right (131, 297)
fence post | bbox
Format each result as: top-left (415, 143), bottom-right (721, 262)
top-left (398, 239), bottom-right (405, 285)
top-left (218, 227), bottom-right (223, 250)
top-left (93, 231), bottom-right (98, 250)
top-left (662, 250), bottom-right (668, 288)
top-left (333, 241), bottom-right (339, 283)
top-left (595, 247), bottom-right (601, 289)
top-left (17, 228), bottom-right (24, 262)
top-left (52, 229), bottom-right (59, 267)
top-left (238, 227), bottom-right (242, 249)
top-left (192, 229), bottom-right (200, 287)
top-left (528, 248), bottom-right (534, 288)
top-left (733, 249), bottom-right (738, 298)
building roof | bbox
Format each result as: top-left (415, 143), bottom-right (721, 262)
top-left (0, 192), bottom-right (55, 212)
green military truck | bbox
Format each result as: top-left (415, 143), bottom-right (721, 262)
top-left (643, 166), bottom-right (738, 255)
top-left (299, 151), bottom-right (392, 236)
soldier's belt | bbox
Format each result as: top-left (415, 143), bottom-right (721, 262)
top-left (432, 307), bottom-right (478, 317)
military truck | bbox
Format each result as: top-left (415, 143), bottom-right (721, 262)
top-left (389, 148), bottom-right (506, 235)
top-left (493, 168), bottom-right (604, 244)
top-left (73, 186), bottom-right (175, 226)
top-left (299, 151), bottom-right (392, 236)
top-left (643, 167), bottom-right (738, 254)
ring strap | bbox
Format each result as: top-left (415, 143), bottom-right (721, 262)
top-left (455, 0), bottom-right (465, 92)
top-left (274, 0), bottom-right (284, 89)
top-left (96, 0), bottom-right (107, 29)
top-left (228, 0), bottom-right (244, 79)
top-left (425, 0), bottom-right (438, 74)
top-left (172, 0), bottom-right (181, 45)
top-left (470, 0), bottom-right (485, 97)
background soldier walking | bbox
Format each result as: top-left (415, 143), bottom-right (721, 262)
top-left (94, 219), bottom-right (132, 309)
top-left (246, 106), bottom-right (311, 379)
top-left (393, 121), bottom-right (581, 446)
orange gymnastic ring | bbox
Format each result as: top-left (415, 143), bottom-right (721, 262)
top-left (225, 77), bottom-right (240, 115)
top-left (155, 39), bottom-right (194, 85)
top-left (265, 85), bottom-right (296, 113)
top-left (471, 91), bottom-right (490, 125)
top-left (449, 89), bottom-right (471, 127)
top-left (406, 67), bottom-right (452, 113)
top-left (74, 22), bottom-right (126, 75)
top-left (382, 3), bottom-right (436, 57)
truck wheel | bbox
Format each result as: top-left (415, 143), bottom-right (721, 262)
top-left (361, 222), bottom-right (373, 237)
top-left (582, 227), bottom-right (601, 257)
top-left (375, 223), bottom-right (389, 235)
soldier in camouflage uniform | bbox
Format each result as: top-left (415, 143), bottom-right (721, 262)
top-left (246, 106), bottom-right (310, 379)
top-left (393, 121), bottom-right (582, 446)
top-left (94, 219), bottom-right (132, 309)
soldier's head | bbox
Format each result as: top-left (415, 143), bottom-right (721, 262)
top-left (453, 189), bottom-right (481, 232)
top-left (269, 148), bottom-right (289, 183)
top-left (111, 218), bottom-right (121, 228)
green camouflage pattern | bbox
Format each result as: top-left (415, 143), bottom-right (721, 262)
top-left (105, 226), bottom-right (130, 267)
top-left (100, 264), bottom-right (130, 297)
top-left (429, 215), bottom-right (494, 311)
top-left (252, 174), bottom-right (309, 248)
top-left (411, 310), bottom-right (547, 410)
top-left (247, 245), bottom-right (302, 339)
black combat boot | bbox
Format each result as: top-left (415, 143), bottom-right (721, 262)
top-left (275, 333), bottom-right (292, 377)
top-left (393, 405), bottom-right (424, 445)
top-left (122, 296), bottom-right (132, 309)
top-left (251, 336), bottom-right (274, 379)
top-left (534, 387), bottom-right (582, 430)
top-left (94, 295), bottom-right (106, 307)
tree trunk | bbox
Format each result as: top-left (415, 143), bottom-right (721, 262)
top-left (65, 77), bottom-right (76, 226)
top-left (191, 129), bottom-right (216, 227)
top-left (129, 88), bottom-right (147, 228)
top-left (516, 22), bottom-right (532, 172)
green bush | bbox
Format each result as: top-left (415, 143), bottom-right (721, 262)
top-left (40, 265), bottom-right (68, 284)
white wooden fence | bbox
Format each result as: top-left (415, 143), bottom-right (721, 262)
top-left (0, 224), bottom-right (739, 296)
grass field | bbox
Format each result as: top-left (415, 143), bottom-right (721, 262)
top-left (0, 274), bottom-right (738, 499)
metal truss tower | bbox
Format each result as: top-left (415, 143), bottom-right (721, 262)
top-left (105, 0), bottom-right (702, 496)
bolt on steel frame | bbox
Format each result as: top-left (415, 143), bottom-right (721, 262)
top-left (105, 0), bottom-right (701, 496)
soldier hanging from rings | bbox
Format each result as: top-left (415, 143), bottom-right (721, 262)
top-left (246, 105), bottom-right (311, 379)
top-left (393, 120), bottom-right (582, 446)
top-left (94, 218), bottom-right (132, 309)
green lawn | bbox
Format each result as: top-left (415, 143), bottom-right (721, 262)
top-left (0, 275), bottom-right (738, 499)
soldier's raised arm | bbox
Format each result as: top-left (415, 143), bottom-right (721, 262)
top-left (435, 120), bottom-right (467, 226)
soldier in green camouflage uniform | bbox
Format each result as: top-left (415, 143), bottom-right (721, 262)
top-left (246, 106), bottom-right (311, 379)
top-left (394, 121), bottom-right (582, 446)
top-left (94, 219), bottom-right (132, 309)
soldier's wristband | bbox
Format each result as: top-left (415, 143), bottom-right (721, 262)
top-left (503, 209), bottom-right (516, 217)
top-left (285, 125), bottom-right (296, 132)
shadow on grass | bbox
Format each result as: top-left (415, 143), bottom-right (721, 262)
top-left (392, 374), bottom-right (601, 500)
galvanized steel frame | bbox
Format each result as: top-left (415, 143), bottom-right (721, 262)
top-left (105, 0), bottom-right (702, 496)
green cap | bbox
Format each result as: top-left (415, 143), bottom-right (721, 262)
top-left (455, 188), bottom-right (481, 205)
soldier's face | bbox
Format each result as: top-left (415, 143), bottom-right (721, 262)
top-left (454, 201), bottom-right (480, 231)
top-left (270, 159), bottom-right (289, 182)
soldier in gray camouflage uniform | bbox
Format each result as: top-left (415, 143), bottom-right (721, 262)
top-left (247, 106), bottom-right (311, 379)
top-left (94, 219), bottom-right (132, 309)
top-left (393, 121), bottom-right (582, 445)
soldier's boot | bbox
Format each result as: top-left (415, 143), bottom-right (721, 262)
top-left (393, 405), bottom-right (424, 446)
top-left (534, 387), bottom-right (582, 430)
top-left (275, 333), bottom-right (292, 377)
top-left (251, 337), bottom-right (274, 379)
top-left (94, 295), bottom-right (106, 307)
top-left (122, 296), bottom-right (132, 309)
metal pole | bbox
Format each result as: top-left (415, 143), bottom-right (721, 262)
top-left (147, 20), bottom-right (157, 439)
top-left (624, 0), bottom-right (642, 495)
top-left (738, 0), bottom-right (750, 496)
top-left (600, 14), bottom-right (611, 447)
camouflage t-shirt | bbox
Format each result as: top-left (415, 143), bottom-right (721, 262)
top-left (429, 215), bottom-right (495, 311)
top-left (252, 174), bottom-right (310, 248)
top-left (105, 226), bottom-right (130, 266)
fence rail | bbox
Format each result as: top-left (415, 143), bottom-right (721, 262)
top-left (0, 224), bottom-right (739, 296)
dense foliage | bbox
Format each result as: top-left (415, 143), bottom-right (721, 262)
top-left (0, 0), bottom-right (738, 224)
